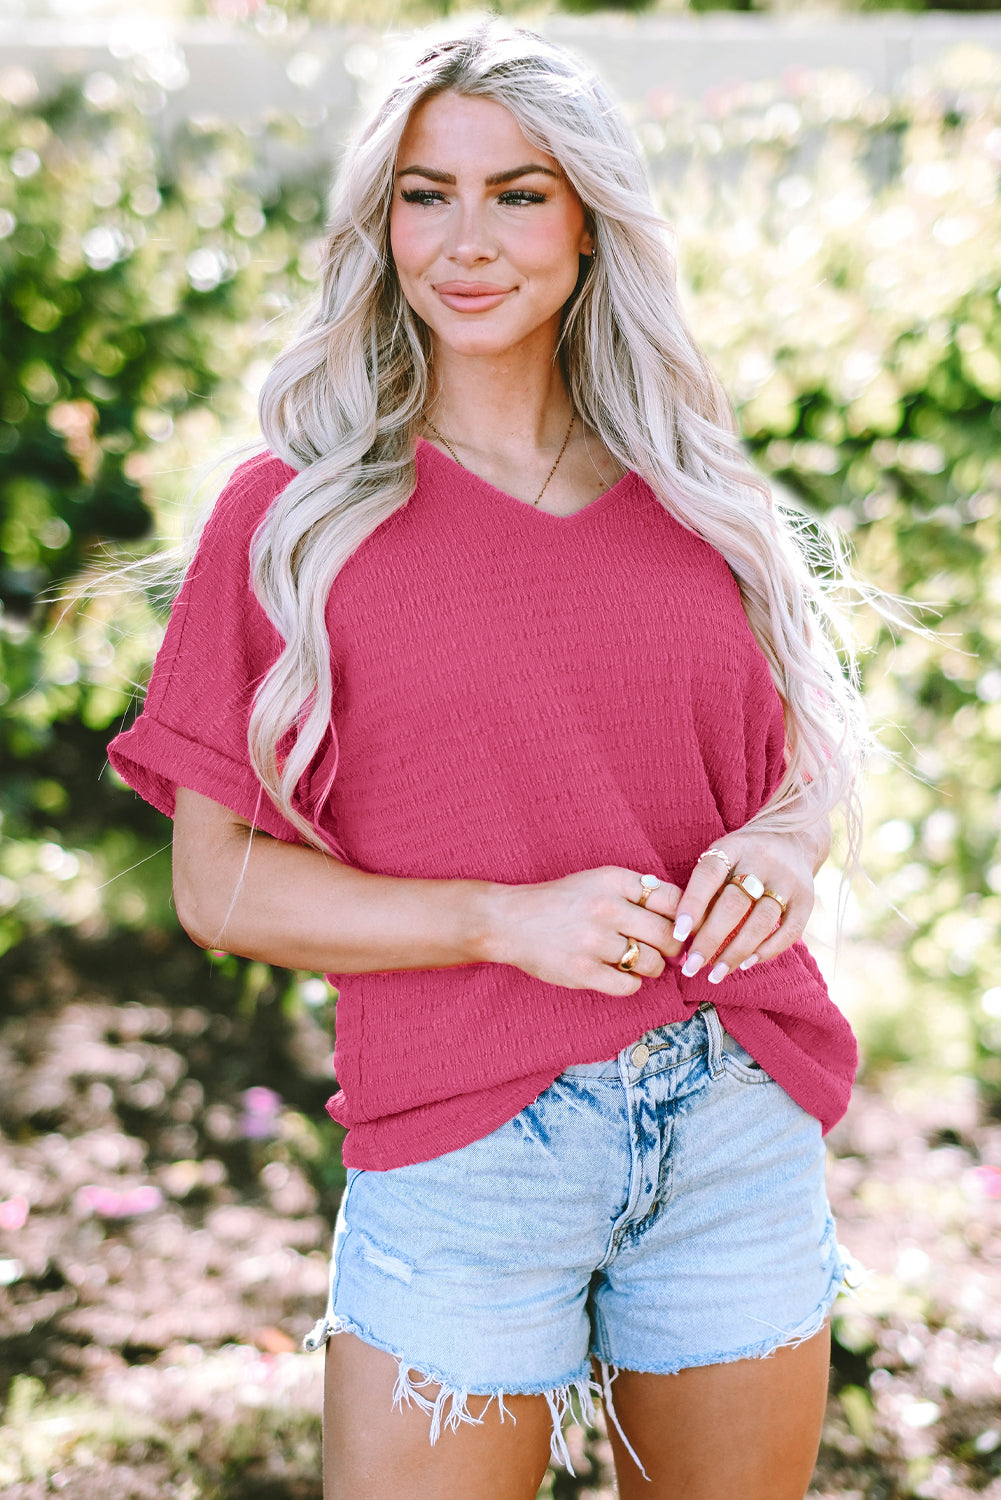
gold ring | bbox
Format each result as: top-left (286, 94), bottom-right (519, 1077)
top-left (697, 848), bottom-right (732, 872)
top-left (729, 872), bottom-right (765, 902)
top-left (762, 889), bottom-right (789, 916)
top-left (617, 939), bottom-right (641, 972)
top-left (637, 874), bottom-right (660, 908)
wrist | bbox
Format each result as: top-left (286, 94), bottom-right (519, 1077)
top-left (462, 880), bottom-right (513, 966)
top-left (803, 817), bottom-right (832, 875)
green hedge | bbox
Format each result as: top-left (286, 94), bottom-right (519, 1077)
top-left (0, 71), bottom-right (327, 949)
top-left (646, 53), bottom-right (1001, 1094)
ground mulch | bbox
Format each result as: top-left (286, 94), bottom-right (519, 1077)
top-left (1, 930), bottom-right (999, 1497)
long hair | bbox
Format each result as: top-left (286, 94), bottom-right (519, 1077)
top-left (251, 17), bottom-right (867, 856)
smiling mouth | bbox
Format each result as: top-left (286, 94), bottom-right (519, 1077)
top-left (435, 282), bottom-right (513, 296)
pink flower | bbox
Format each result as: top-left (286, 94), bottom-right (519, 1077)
top-left (75, 1184), bottom-right (163, 1219)
top-left (971, 1165), bottom-right (1001, 1199)
top-left (0, 1196), bottom-right (28, 1231)
top-left (240, 1086), bottom-right (282, 1140)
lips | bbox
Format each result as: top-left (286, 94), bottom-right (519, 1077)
top-left (435, 282), bottom-right (510, 294)
top-left (434, 281), bottom-right (513, 312)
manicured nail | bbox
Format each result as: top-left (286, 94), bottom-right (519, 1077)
top-left (673, 913), bottom-right (693, 943)
top-left (739, 955), bottom-right (759, 971)
top-left (708, 962), bottom-right (728, 985)
top-left (681, 952), bottom-right (704, 978)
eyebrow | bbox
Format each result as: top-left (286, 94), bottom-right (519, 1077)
top-left (395, 163), bottom-right (560, 186)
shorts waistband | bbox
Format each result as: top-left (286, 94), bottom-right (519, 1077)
top-left (560, 1005), bottom-right (722, 1082)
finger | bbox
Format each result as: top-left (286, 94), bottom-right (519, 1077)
top-left (678, 882), bottom-right (754, 978)
top-left (671, 849), bottom-right (736, 945)
top-left (581, 958), bottom-right (644, 997)
top-left (627, 880), bottom-right (682, 923)
top-left (703, 900), bottom-right (786, 979)
top-left (707, 894), bottom-right (812, 982)
top-left (617, 903), bottom-right (680, 960)
top-left (605, 936), bottom-right (665, 981)
top-left (740, 896), bottom-right (811, 967)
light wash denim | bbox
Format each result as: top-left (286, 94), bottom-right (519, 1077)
top-left (305, 1002), bottom-right (853, 1474)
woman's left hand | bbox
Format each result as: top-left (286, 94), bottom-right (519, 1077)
top-left (668, 823), bottom-right (828, 986)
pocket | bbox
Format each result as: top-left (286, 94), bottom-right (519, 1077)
top-left (720, 1030), bottom-right (773, 1085)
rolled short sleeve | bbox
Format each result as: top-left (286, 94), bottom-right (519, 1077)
top-left (107, 451), bottom-right (302, 842)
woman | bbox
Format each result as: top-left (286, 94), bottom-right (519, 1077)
top-left (109, 19), bottom-right (865, 1500)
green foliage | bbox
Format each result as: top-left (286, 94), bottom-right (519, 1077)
top-left (637, 50), bottom-right (1001, 1099)
top-left (0, 70), bottom-right (327, 955)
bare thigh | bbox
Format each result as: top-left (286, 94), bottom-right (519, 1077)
top-left (322, 1334), bottom-right (555, 1500)
top-left (600, 1322), bottom-right (832, 1500)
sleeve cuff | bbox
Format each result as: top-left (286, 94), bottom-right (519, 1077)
top-left (107, 713), bottom-right (302, 844)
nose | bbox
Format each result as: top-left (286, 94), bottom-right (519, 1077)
top-left (445, 201), bottom-right (498, 266)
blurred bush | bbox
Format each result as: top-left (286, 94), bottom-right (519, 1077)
top-left (640, 52), bottom-right (1001, 1099)
top-left (0, 64), bottom-right (327, 960)
top-left (1, 45), bottom-right (1000, 1107)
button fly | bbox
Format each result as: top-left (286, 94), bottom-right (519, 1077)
top-left (630, 1043), bottom-right (650, 1067)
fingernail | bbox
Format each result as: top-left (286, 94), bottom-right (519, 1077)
top-left (681, 952), bottom-right (704, 978)
top-left (739, 955), bottom-right (759, 971)
top-left (673, 913), bottom-right (693, 943)
top-left (708, 962), bottom-right (728, 985)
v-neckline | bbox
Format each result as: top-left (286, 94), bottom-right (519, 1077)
top-left (417, 436), bottom-right (637, 521)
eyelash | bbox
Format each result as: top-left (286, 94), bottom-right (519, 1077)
top-left (399, 188), bottom-right (547, 206)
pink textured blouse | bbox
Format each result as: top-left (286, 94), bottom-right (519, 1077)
top-left (108, 444), bottom-right (857, 1168)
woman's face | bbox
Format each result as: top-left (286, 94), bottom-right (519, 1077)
top-left (389, 91), bottom-right (594, 364)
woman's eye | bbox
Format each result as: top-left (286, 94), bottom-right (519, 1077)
top-left (400, 188), bottom-right (446, 205)
top-left (398, 187), bottom-right (547, 207)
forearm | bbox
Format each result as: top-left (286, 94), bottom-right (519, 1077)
top-left (172, 791), bottom-right (501, 974)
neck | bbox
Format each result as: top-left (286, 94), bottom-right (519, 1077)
top-left (425, 339), bottom-right (573, 456)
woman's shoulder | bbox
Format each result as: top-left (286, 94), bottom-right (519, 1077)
top-left (179, 450), bottom-right (297, 597)
top-left (192, 449), bottom-right (298, 562)
top-left (213, 449), bottom-right (298, 525)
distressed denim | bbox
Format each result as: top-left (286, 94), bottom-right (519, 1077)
top-left (305, 1002), bottom-right (852, 1472)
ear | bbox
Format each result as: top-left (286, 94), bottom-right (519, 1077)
top-left (578, 212), bottom-right (596, 259)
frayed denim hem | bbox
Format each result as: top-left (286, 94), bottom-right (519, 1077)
top-left (303, 1311), bottom-right (597, 1474)
top-left (592, 1240), bottom-right (871, 1483)
top-left (594, 1238), bottom-right (861, 1387)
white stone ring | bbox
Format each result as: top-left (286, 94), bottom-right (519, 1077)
top-left (729, 872), bottom-right (765, 902)
top-left (637, 874), bottom-right (660, 908)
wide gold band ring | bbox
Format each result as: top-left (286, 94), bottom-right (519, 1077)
top-left (617, 939), bottom-right (641, 972)
top-left (729, 872), bottom-right (765, 902)
top-left (762, 889), bottom-right (789, 916)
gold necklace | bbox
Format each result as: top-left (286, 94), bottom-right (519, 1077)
top-left (424, 412), bottom-right (576, 508)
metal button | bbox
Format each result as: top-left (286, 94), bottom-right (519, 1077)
top-left (630, 1043), bottom-right (650, 1067)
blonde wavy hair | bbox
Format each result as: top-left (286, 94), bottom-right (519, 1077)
top-left (251, 16), bottom-right (867, 857)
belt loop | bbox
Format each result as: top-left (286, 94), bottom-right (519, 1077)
top-left (700, 1002), bottom-right (725, 1080)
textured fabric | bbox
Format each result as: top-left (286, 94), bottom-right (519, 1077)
top-left (108, 443), bottom-right (857, 1168)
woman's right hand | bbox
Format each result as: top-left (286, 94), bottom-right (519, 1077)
top-left (483, 867), bottom-right (682, 996)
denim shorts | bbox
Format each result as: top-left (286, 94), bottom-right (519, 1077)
top-left (305, 1003), bottom-right (851, 1473)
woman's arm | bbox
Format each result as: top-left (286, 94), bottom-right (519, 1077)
top-left (172, 787), bottom-right (682, 995)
